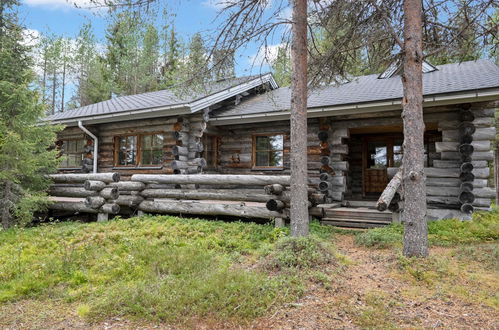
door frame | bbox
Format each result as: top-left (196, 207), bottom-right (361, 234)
top-left (361, 133), bottom-right (403, 197)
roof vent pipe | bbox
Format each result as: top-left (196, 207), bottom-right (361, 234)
top-left (78, 120), bottom-right (98, 174)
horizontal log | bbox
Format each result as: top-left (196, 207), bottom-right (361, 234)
top-left (472, 167), bottom-right (490, 179)
top-left (472, 117), bottom-right (494, 127)
top-left (331, 161), bottom-right (349, 172)
top-left (325, 190), bottom-right (343, 201)
top-left (84, 180), bottom-right (107, 191)
top-left (132, 174), bottom-right (291, 186)
top-left (107, 181), bottom-right (146, 191)
top-left (318, 131), bottom-right (328, 142)
top-left (318, 181), bottom-right (346, 193)
top-left (427, 186), bottom-right (459, 197)
top-left (473, 127), bottom-right (495, 140)
top-left (435, 142), bottom-right (458, 153)
top-left (49, 187), bottom-right (98, 198)
top-left (471, 179), bottom-right (488, 188)
top-left (319, 173), bottom-right (346, 186)
top-left (100, 203), bottom-right (120, 214)
top-left (426, 167), bottom-right (460, 178)
top-left (138, 200), bottom-right (283, 219)
top-left (472, 151), bottom-right (494, 161)
top-left (473, 187), bottom-right (496, 198)
top-left (427, 196), bottom-right (460, 205)
top-left (460, 182), bottom-right (473, 192)
top-left (426, 177), bottom-right (460, 187)
top-left (49, 173), bottom-right (120, 183)
top-left (115, 195), bottom-right (144, 207)
top-left (141, 189), bottom-right (274, 203)
top-left (48, 201), bottom-right (98, 213)
top-left (471, 108), bottom-right (495, 117)
top-left (331, 144), bottom-right (348, 155)
top-left (264, 184), bottom-right (284, 195)
top-left (85, 196), bottom-right (106, 209)
top-left (458, 144), bottom-right (473, 156)
top-left (266, 199), bottom-right (286, 211)
top-left (172, 145), bottom-right (189, 156)
top-left (473, 198), bottom-right (491, 207)
top-left (432, 160), bottom-right (459, 168)
top-left (100, 187), bottom-right (119, 200)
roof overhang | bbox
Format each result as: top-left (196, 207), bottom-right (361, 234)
top-left (44, 73), bottom-right (278, 127)
top-left (189, 73), bottom-right (278, 112)
top-left (46, 105), bottom-right (191, 127)
top-left (209, 87), bottom-right (499, 126)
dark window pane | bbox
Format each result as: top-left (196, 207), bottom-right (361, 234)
top-left (255, 151), bottom-right (268, 166)
top-left (117, 135), bottom-right (137, 166)
top-left (256, 136), bottom-right (269, 150)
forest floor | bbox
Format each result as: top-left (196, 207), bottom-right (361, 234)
top-left (0, 215), bottom-right (497, 329)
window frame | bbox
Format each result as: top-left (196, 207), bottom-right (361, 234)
top-left (113, 132), bottom-right (165, 168)
top-left (251, 133), bottom-right (285, 170)
top-left (58, 138), bottom-right (86, 169)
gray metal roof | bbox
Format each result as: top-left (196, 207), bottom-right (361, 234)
top-left (213, 60), bottom-right (499, 118)
top-left (45, 74), bottom-right (274, 123)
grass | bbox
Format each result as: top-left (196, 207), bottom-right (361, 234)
top-left (0, 216), bottom-right (337, 325)
top-left (355, 209), bottom-right (499, 248)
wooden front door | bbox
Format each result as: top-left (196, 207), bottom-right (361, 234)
top-left (362, 135), bottom-right (403, 196)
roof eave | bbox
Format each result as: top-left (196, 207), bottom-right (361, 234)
top-left (45, 104), bottom-right (191, 127)
top-left (189, 73), bottom-right (278, 112)
top-left (209, 87), bottom-right (499, 126)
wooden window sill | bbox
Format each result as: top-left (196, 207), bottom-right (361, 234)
top-left (112, 166), bottom-right (163, 170)
top-left (251, 167), bottom-right (285, 171)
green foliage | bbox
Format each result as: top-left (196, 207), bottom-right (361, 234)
top-left (271, 46), bottom-right (291, 87)
top-left (356, 211), bottom-right (499, 249)
top-left (0, 1), bottom-right (61, 228)
top-left (0, 216), bottom-right (318, 323)
top-left (262, 236), bottom-right (336, 271)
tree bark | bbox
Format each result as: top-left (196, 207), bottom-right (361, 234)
top-left (1, 181), bottom-right (13, 229)
top-left (289, 0), bottom-right (309, 237)
top-left (401, 0), bottom-right (428, 257)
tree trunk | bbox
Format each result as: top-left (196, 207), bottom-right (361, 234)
top-left (401, 0), bottom-right (428, 257)
top-left (52, 69), bottom-right (56, 114)
top-left (289, 0), bottom-right (309, 237)
top-left (61, 58), bottom-right (66, 112)
top-left (1, 181), bottom-right (13, 229)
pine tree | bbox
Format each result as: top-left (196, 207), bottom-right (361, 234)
top-left (0, 0), bottom-right (61, 229)
top-left (271, 46), bottom-right (291, 87)
top-left (138, 24), bottom-right (160, 93)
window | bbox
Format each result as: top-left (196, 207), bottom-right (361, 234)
top-left (116, 135), bottom-right (138, 166)
top-left (253, 134), bottom-right (284, 168)
top-left (202, 134), bottom-right (219, 169)
top-left (141, 134), bottom-right (164, 166)
top-left (59, 139), bottom-right (85, 168)
top-left (114, 133), bottom-right (164, 167)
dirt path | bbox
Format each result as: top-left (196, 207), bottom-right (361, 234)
top-left (252, 235), bottom-right (499, 329)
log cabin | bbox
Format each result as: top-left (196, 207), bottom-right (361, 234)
top-left (45, 59), bottom-right (499, 226)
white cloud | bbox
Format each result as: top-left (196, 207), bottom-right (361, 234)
top-left (201, 0), bottom-right (230, 10)
top-left (22, 28), bottom-right (41, 47)
top-left (23, 0), bottom-right (100, 10)
top-left (249, 43), bottom-right (287, 66)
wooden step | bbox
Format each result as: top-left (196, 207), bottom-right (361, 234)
top-left (324, 209), bottom-right (392, 221)
top-left (321, 219), bottom-right (388, 228)
top-left (322, 217), bottom-right (391, 224)
top-left (342, 200), bottom-right (377, 208)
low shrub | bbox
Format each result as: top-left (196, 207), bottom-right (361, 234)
top-left (262, 236), bottom-right (336, 271)
top-left (355, 211), bottom-right (499, 248)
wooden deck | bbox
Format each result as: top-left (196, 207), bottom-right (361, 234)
top-left (320, 201), bottom-right (392, 228)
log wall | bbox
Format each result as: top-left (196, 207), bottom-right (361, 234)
top-left (216, 118), bottom-right (322, 185)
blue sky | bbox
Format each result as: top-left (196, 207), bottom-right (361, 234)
top-left (18, 0), bottom-right (285, 76)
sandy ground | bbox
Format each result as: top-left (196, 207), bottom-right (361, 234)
top-left (1, 235), bottom-right (497, 330)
